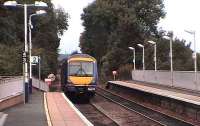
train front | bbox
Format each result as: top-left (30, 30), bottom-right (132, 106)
top-left (66, 55), bottom-right (98, 96)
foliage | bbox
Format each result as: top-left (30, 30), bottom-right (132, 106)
top-left (117, 64), bottom-right (133, 80)
top-left (0, 0), bottom-right (69, 77)
top-left (0, 43), bottom-right (23, 75)
top-left (80, 0), bottom-right (165, 80)
top-left (80, 0), bottom-right (195, 81)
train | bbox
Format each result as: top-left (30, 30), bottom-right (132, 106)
top-left (60, 54), bottom-right (98, 97)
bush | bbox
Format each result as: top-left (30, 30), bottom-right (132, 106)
top-left (117, 64), bottom-right (133, 80)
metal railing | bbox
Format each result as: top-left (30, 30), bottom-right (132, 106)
top-left (0, 76), bottom-right (23, 84)
top-left (0, 76), bottom-right (49, 100)
top-left (0, 78), bottom-right (23, 100)
top-left (32, 77), bottom-right (49, 92)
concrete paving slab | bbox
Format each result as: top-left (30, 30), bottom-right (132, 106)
top-left (2, 89), bottom-right (47, 126)
top-left (0, 112), bottom-right (7, 126)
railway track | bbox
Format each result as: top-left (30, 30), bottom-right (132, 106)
top-left (75, 102), bottom-right (119, 126)
top-left (91, 94), bottom-right (162, 126)
top-left (96, 87), bottom-right (194, 126)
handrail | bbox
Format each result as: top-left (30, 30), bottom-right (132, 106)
top-left (133, 70), bottom-right (200, 73)
top-left (0, 76), bottom-right (23, 84)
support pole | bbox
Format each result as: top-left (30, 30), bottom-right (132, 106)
top-left (170, 37), bottom-right (173, 87)
top-left (154, 44), bottom-right (157, 71)
top-left (29, 16), bottom-right (32, 94)
top-left (133, 49), bottom-right (135, 70)
top-left (39, 56), bottom-right (41, 90)
top-left (24, 4), bottom-right (29, 103)
top-left (193, 32), bottom-right (197, 89)
top-left (143, 47), bottom-right (145, 70)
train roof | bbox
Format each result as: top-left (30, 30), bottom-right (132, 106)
top-left (68, 54), bottom-right (96, 61)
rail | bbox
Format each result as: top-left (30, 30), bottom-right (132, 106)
top-left (0, 76), bottom-right (23, 85)
top-left (32, 78), bottom-right (49, 92)
top-left (76, 101), bottom-right (119, 126)
top-left (97, 87), bottom-right (194, 126)
top-left (0, 78), bottom-right (23, 100)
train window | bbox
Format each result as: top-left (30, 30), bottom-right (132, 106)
top-left (69, 61), bottom-right (94, 77)
top-left (82, 62), bottom-right (93, 75)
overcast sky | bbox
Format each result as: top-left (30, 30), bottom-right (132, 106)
top-left (52, 0), bottom-right (200, 54)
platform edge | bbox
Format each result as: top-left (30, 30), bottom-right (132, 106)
top-left (61, 93), bottom-right (94, 126)
top-left (44, 93), bottom-right (52, 126)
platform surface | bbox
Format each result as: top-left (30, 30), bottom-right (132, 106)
top-left (108, 81), bottom-right (200, 106)
top-left (3, 89), bottom-right (47, 126)
top-left (45, 92), bottom-right (93, 126)
top-left (0, 112), bottom-right (7, 126)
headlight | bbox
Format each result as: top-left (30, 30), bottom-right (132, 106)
top-left (91, 78), bottom-right (96, 83)
top-left (67, 79), bottom-right (72, 83)
top-left (92, 78), bottom-right (96, 84)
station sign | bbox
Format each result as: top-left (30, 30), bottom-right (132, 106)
top-left (31, 56), bottom-right (39, 64)
top-left (45, 78), bottom-right (52, 85)
top-left (22, 52), bottom-right (28, 63)
top-left (112, 71), bottom-right (117, 75)
top-left (48, 73), bottom-right (56, 81)
top-left (112, 71), bottom-right (117, 80)
top-left (192, 53), bottom-right (196, 59)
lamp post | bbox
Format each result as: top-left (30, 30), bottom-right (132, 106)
top-left (128, 47), bottom-right (135, 70)
top-left (185, 30), bottom-right (197, 89)
top-left (164, 35), bottom-right (173, 86)
top-left (4, 1), bottom-right (48, 103)
top-left (29, 10), bottom-right (46, 94)
top-left (147, 41), bottom-right (157, 71)
top-left (137, 44), bottom-right (145, 70)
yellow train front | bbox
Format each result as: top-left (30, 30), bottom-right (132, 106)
top-left (61, 54), bottom-right (98, 97)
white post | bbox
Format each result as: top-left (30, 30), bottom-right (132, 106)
top-left (193, 32), bottom-right (197, 89)
top-left (142, 46), bottom-right (145, 70)
top-left (133, 49), bottom-right (135, 70)
top-left (154, 44), bottom-right (157, 71)
top-left (24, 4), bottom-right (29, 103)
top-left (39, 56), bottom-right (41, 90)
top-left (29, 25), bottom-right (32, 79)
top-left (137, 44), bottom-right (145, 70)
top-left (128, 47), bottom-right (136, 70)
top-left (29, 16), bottom-right (32, 94)
top-left (170, 37), bottom-right (173, 87)
top-left (163, 36), bottom-right (173, 86)
top-left (185, 30), bottom-right (197, 89)
top-left (147, 41), bottom-right (157, 71)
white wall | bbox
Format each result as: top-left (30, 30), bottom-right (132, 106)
top-left (132, 70), bottom-right (199, 91)
top-left (0, 78), bottom-right (23, 100)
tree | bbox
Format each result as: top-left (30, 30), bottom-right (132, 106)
top-left (80, 0), bottom-right (196, 81)
top-left (0, 0), bottom-right (69, 77)
top-left (80, 0), bottom-right (165, 80)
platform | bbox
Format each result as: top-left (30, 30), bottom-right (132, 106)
top-left (108, 81), bottom-right (200, 106)
top-left (3, 89), bottom-right (47, 126)
top-left (45, 92), bottom-right (93, 126)
top-left (2, 91), bottom-right (93, 126)
top-left (0, 112), bottom-right (7, 126)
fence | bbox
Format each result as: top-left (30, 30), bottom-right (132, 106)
top-left (0, 77), bottom-right (23, 100)
top-left (0, 77), bottom-right (49, 100)
top-left (0, 76), bottom-right (22, 84)
top-left (132, 70), bottom-right (200, 91)
top-left (32, 78), bottom-right (49, 92)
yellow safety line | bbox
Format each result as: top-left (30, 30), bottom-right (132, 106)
top-left (44, 93), bottom-right (52, 126)
top-left (61, 93), bottom-right (94, 126)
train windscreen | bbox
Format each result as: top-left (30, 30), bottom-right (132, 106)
top-left (68, 61), bottom-right (94, 77)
